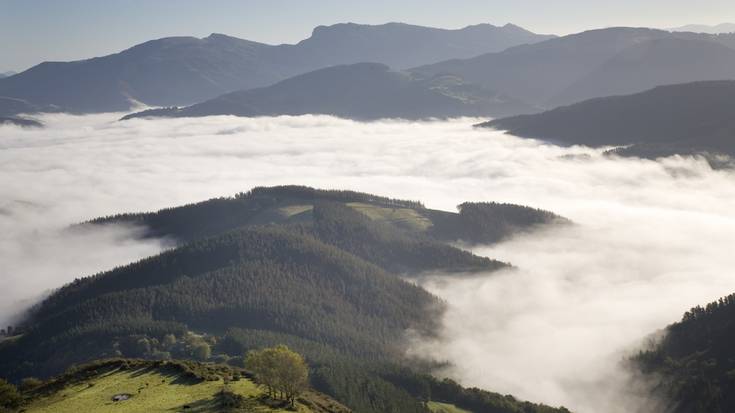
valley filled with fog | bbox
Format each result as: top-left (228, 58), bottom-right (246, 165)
top-left (2, 114), bottom-right (734, 412)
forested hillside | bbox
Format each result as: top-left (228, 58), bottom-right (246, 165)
top-left (0, 186), bottom-right (569, 413)
top-left (635, 293), bottom-right (735, 413)
top-left (89, 185), bottom-right (565, 249)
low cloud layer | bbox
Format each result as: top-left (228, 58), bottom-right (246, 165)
top-left (1, 113), bottom-right (734, 412)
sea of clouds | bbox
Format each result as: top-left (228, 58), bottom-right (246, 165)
top-left (1, 113), bottom-right (735, 412)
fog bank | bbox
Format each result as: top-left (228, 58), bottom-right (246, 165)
top-left (2, 113), bottom-right (734, 412)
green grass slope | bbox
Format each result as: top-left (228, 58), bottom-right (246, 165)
top-left (427, 401), bottom-right (472, 413)
top-left (20, 359), bottom-right (349, 413)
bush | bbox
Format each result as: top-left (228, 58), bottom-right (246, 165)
top-left (20, 377), bottom-right (43, 393)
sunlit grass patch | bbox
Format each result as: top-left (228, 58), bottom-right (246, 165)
top-left (24, 365), bottom-right (297, 413)
top-left (347, 202), bottom-right (432, 231)
top-left (427, 400), bottom-right (473, 413)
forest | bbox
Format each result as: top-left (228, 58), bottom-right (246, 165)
top-left (0, 186), bottom-right (568, 413)
top-left (635, 293), bottom-right (735, 413)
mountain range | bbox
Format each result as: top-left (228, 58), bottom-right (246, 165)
top-left (4, 24), bottom-right (735, 122)
top-left (0, 23), bottom-right (552, 114)
top-left (482, 80), bottom-right (735, 163)
top-left (413, 27), bottom-right (735, 109)
top-left (121, 63), bottom-right (538, 121)
top-left (123, 28), bottom-right (735, 122)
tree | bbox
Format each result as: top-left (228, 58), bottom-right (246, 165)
top-left (192, 343), bottom-right (211, 361)
top-left (0, 378), bottom-right (21, 410)
top-left (118, 336), bottom-right (151, 357)
top-left (246, 345), bottom-right (309, 406)
top-left (162, 333), bottom-right (177, 349)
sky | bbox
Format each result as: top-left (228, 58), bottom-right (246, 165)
top-left (1, 0), bottom-right (734, 72)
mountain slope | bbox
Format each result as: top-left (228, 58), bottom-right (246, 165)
top-left (0, 97), bottom-right (59, 126)
top-left (121, 63), bottom-right (538, 121)
top-left (0, 35), bottom-right (280, 113)
top-left (0, 96), bottom-right (55, 117)
top-left (482, 80), bottom-right (735, 159)
top-left (0, 225), bottom-right (445, 413)
top-left (635, 293), bottom-right (735, 413)
top-left (413, 27), bottom-right (735, 108)
top-left (550, 37), bottom-right (735, 106)
top-left (0, 23), bottom-right (552, 114)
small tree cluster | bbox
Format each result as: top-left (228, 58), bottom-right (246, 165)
top-left (0, 378), bottom-right (21, 411)
top-left (245, 345), bottom-right (308, 406)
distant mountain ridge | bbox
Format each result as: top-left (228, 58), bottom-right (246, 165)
top-left (669, 22), bottom-right (735, 34)
top-left (0, 22), bottom-right (553, 114)
top-left (413, 27), bottom-right (735, 108)
top-left (290, 22), bottom-right (555, 70)
top-left (482, 80), bottom-right (735, 163)
top-left (121, 63), bottom-right (540, 121)
top-left (549, 37), bottom-right (735, 106)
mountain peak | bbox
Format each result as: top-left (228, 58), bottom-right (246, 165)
top-left (205, 32), bottom-right (237, 40)
top-left (202, 32), bottom-right (256, 45)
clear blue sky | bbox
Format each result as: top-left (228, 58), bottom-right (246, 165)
top-left (1, 0), bottom-right (734, 72)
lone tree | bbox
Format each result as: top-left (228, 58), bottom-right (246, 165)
top-left (192, 342), bottom-right (211, 361)
top-left (245, 345), bottom-right (308, 406)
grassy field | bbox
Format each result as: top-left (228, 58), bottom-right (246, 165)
top-left (346, 202), bottom-right (432, 231)
top-left (427, 401), bottom-right (473, 413)
top-left (24, 366), bottom-right (303, 413)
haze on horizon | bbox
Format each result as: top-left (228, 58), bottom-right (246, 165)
top-left (1, 0), bottom-right (735, 72)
